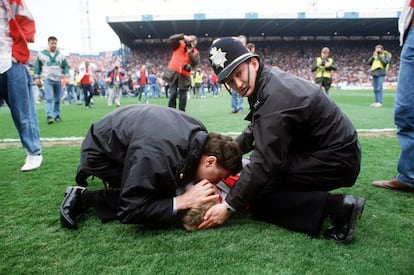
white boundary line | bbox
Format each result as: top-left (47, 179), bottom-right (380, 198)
top-left (0, 137), bottom-right (85, 143)
top-left (0, 128), bottom-right (397, 143)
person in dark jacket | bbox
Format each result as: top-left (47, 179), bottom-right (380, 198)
top-left (60, 104), bottom-right (242, 230)
top-left (201, 37), bottom-right (365, 244)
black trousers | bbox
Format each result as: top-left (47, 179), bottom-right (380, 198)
top-left (88, 189), bottom-right (121, 222)
top-left (81, 83), bottom-right (93, 107)
top-left (167, 77), bottom-right (188, 112)
top-left (250, 141), bottom-right (361, 237)
top-left (250, 188), bottom-right (329, 237)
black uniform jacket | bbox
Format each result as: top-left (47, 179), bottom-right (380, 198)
top-left (85, 105), bottom-right (208, 224)
top-left (227, 64), bottom-right (360, 210)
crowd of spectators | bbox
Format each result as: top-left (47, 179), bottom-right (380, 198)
top-left (126, 39), bottom-right (401, 90)
top-left (27, 39), bottom-right (401, 101)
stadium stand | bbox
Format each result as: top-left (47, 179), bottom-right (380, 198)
top-left (29, 16), bottom-right (401, 92)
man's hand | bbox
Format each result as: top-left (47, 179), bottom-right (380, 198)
top-left (175, 179), bottom-right (218, 211)
top-left (35, 78), bottom-right (41, 86)
top-left (198, 203), bottom-right (230, 229)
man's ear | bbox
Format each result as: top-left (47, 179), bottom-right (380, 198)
top-left (251, 57), bottom-right (260, 71)
top-left (205, 155), bottom-right (217, 167)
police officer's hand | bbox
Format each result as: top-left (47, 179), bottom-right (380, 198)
top-left (197, 203), bottom-right (230, 229)
top-left (175, 179), bottom-right (219, 211)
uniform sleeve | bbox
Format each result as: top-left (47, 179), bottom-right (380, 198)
top-left (235, 124), bottom-right (254, 154)
top-left (227, 110), bottom-right (291, 209)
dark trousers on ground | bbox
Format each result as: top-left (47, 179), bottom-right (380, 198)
top-left (250, 141), bottom-right (361, 237)
top-left (88, 189), bottom-right (120, 222)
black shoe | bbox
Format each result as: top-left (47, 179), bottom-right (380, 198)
top-left (55, 116), bottom-right (62, 122)
top-left (47, 116), bottom-right (54, 124)
top-left (323, 195), bottom-right (365, 244)
top-left (60, 186), bottom-right (86, 229)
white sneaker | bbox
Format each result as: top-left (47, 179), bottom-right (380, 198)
top-left (21, 154), bottom-right (43, 172)
top-left (374, 103), bottom-right (383, 107)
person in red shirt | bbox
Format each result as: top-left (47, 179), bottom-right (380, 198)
top-left (79, 60), bottom-right (97, 108)
top-left (166, 33), bottom-right (200, 112)
top-left (137, 64), bottom-right (148, 103)
top-left (107, 62), bottom-right (125, 107)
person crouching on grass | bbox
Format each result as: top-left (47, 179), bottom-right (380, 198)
top-left (60, 104), bottom-right (242, 230)
top-left (198, 37), bottom-right (366, 244)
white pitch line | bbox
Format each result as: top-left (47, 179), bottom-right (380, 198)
top-left (0, 129), bottom-right (397, 143)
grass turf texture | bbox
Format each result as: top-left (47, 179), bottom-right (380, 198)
top-left (1, 89), bottom-right (413, 274)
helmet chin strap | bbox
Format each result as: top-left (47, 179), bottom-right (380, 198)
top-left (240, 60), bottom-right (251, 97)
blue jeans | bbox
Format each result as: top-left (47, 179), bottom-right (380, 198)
top-left (395, 27), bottom-right (414, 186)
top-left (138, 84), bottom-right (148, 102)
top-left (66, 84), bottom-right (76, 104)
top-left (372, 75), bottom-right (385, 104)
top-left (230, 89), bottom-right (244, 112)
top-left (43, 79), bottom-right (62, 118)
top-left (0, 62), bottom-right (41, 155)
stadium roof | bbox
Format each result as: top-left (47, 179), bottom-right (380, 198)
top-left (107, 16), bottom-right (399, 48)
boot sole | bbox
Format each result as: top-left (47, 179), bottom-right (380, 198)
top-left (342, 197), bottom-right (365, 244)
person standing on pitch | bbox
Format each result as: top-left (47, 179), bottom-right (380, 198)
top-left (34, 36), bottom-right (70, 124)
top-left (79, 60), bottom-right (97, 109)
top-left (311, 47), bottom-right (337, 96)
top-left (367, 44), bottom-right (392, 107)
top-left (372, 0), bottom-right (414, 192)
top-left (0, 0), bottom-right (43, 171)
top-left (166, 33), bottom-right (200, 112)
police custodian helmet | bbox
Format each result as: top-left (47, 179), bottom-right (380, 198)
top-left (209, 37), bottom-right (259, 84)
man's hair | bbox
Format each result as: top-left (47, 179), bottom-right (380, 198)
top-left (181, 199), bottom-right (219, 231)
top-left (48, 36), bottom-right (58, 42)
top-left (246, 43), bottom-right (255, 52)
top-left (321, 47), bottom-right (330, 53)
top-left (203, 132), bottom-right (242, 175)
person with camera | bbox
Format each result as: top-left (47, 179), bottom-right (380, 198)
top-left (106, 61), bottom-right (125, 107)
top-left (367, 44), bottom-right (392, 107)
top-left (165, 33), bottom-right (200, 112)
top-left (311, 47), bottom-right (337, 96)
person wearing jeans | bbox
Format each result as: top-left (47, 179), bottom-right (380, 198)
top-left (367, 44), bottom-right (392, 108)
top-left (34, 36), bottom-right (70, 124)
top-left (372, 0), bottom-right (414, 192)
top-left (0, 0), bottom-right (42, 171)
top-left (42, 79), bottom-right (62, 121)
